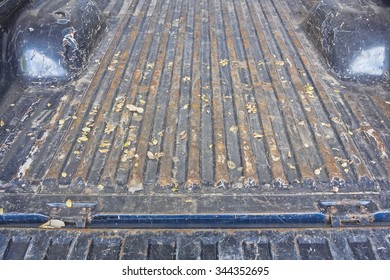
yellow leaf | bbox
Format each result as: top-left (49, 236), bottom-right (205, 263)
top-left (275, 60), bottom-right (285, 66)
top-left (99, 149), bottom-right (109, 154)
top-left (321, 122), bottom-right (331, 128)
top-left (253, 132), bottom-right (263, 139)
top-left (246, 102), bottom-right (257, 113)
top-left (314, 168), bottom-right (321, 175)
top-left (58, 119), bottom-right (65, 125)
top-left (65, 199), bottom-right (73, 208)
top-left (61, 172), bottom-right (67, 178)
top-left (219, 59), bottom-right (229, 66)
top-left (77, 135), bottom-right (88, 142)
top-left (288, 163), bottom-right (296, 170)
top-left (298, 120), bottom-right (305, 126)
top-left (182, 76), bottom-right (191, 82)
top-left (227, 160), bottom-right (236, 169)
top-left (332, 186), bottom-right (339, 193)
top-left (0, 208), bottom-right (3, 215)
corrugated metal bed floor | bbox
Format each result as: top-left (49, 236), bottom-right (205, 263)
top-left (0, 0), bottom-right (389, 213)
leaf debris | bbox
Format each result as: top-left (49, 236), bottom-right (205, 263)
top-left (227, 160), bottom-right (236, 169)
top-left (126, 104), bottom-right (144, 114)
top-left (65, 199), bottom-right (73, 208)
top-left (246, 102), bottom-right (257, 113)
top-left (230, 126), bottom-right (238, 133)
top-left (219, 59), bottom-right (229, 66)
top-left (179, 131), bottom-right (187, 140)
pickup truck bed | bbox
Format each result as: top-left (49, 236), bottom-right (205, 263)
top-left (0, 0), bottom-right (389, 259)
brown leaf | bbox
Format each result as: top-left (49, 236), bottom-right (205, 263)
top-left (179, 131), bottom-right (187, 140)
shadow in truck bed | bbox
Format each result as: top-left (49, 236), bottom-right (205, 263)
top-left (0, 0), bottom-right (389, 217)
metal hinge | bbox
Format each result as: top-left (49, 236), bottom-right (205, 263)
top-left (47, 201), bottom-right (97, 228)
top-left (318, 200), bottom-right (377, 227)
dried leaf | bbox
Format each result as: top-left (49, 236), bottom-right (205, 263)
top-left (314, 168), bottom-right (321, 175)
top-left (65, 199), bottom-right (73, 208)
top-left (61, 172), bottom-right (67, 178)
top-left (146, 62), bottom-right (155, 69)
top-left (237, 167), bottom-right (243, 172)
top-left (0, 208), bottom-right (3, 215)
top-left (298, 120), bottom-right (305, 126)
top-left (288, 163), bottom-right (296, 170)
top-left (348, 130), bottom-right (353, 135)
top-left (253, 132), bottom-right (263, 140)
top-left (321, 122), bottom-right (331, 128)
top-left (332, 186), bottom-right (339, 193)
top-left (99, 141), bottom-right (111, 149)
top-left (173, 156), bottom-right (180, 163)
top-left (150, 138), bottom-right (158, 146)
top-left (246, 102), bottom-right (257, 113)
top-left (219, 59), bottom-right (229, 66)
top-left (201, 94), bottom-right (209, 103)
top-left (107, 66), bottom-right (116, 71)
top-left (385, 101), bottom-right (390, 105)
top-left (304, 83), bottom-right (314, 95)
top-left (333, 89), bottom-right (341, 94)
top-left (288, 151), bottom-right (292, 158)
top-left (82, 127), bottom-right (91, 133)
top-left (97, 184), bottom-right (105, 190)
top-left (155, 152), bottom-right (165, 159)
top-left (58, 119), bottom-right (66, 125)
top-left (182, 104), bottom-right (189, 110)
top-left (73, 151), bottom-right (80, 155)
top-left (77, 135), bottom-right (88, 142)
top-left (257, 61), bottom-right (265, 66)
top-left (39, 219), bottom-right (65, 229)
top-left (275, 60), bottom-right (285, 66)
top-left (99, 149), bottom-right (109, 154)
top-left (341, 162), bottom-right (348, 168)
top-left (147, 151), bottom-right (155, 160)
top-left (126, 104), bottom-right (138, 112)
top-left (114, 96), bottom-right (125, 112)
top-left (230, 126), bottom-right (238, 133)
top-left (183, 76), bottom-right (191, 82)
top-left (139, 99), bottom-right (146, 105)
top-left (104, 123), bottom-right (116, 134)
top-left (209, 144), bottom-right (213, 149)
top-left (227, 160), bottom-right (236, 169)
top-left (344, 168), bottom-right (349, 173)
top-left (179, 131), bottom-right (187, 140)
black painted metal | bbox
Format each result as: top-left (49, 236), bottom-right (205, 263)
top-left (305, 0), bottom-right (390, 83)
top-left (8, 0), bottom-right (106, 84)
top-left (1, 227), bottom-right (390, 259)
